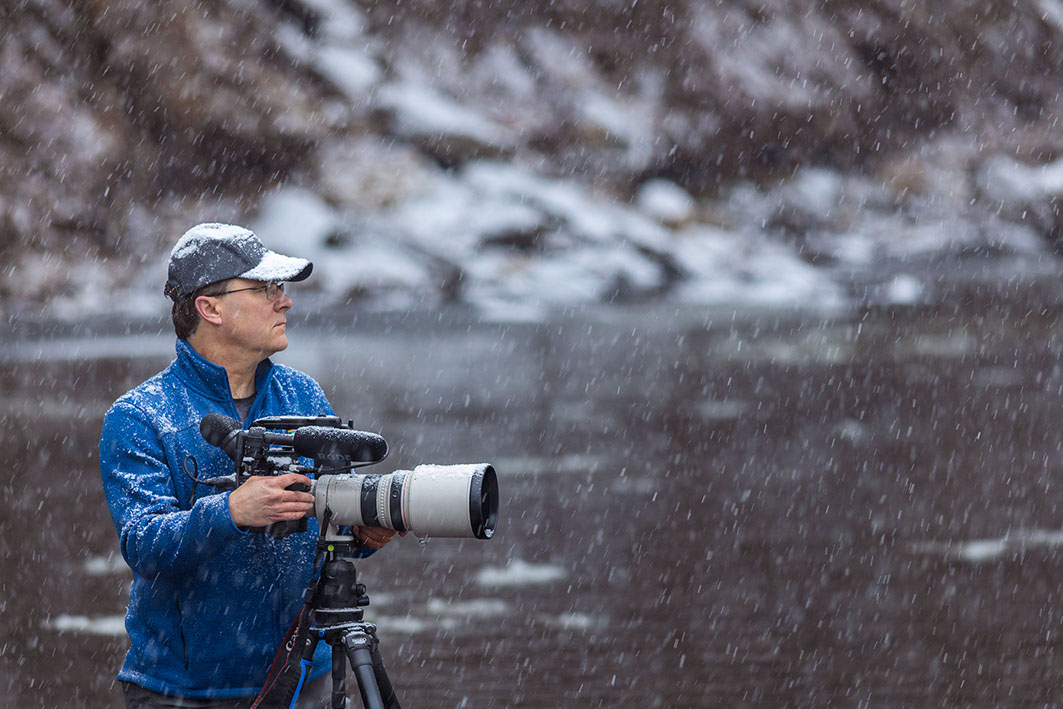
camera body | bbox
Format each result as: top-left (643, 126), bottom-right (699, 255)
top-left (198, 413), bottom-right (498, 541)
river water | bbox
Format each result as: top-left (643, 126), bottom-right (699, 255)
top-left (3, 297), bottom-right (1063, 707)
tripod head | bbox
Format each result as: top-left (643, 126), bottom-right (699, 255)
top-left (313, 552), bottom-right (370, 626)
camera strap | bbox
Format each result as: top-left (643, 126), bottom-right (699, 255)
top-left (250, 595), bottom-right (319, 709)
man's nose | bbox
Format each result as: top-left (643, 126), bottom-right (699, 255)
top-left (275, 289), bottom-right (293, 311)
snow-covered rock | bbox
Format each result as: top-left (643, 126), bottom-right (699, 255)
top-left (373, 83), bottom-right (518, 164)
top-left (636, 180), bottom-right (696, 227)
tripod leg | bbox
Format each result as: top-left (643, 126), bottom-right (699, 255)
top-left (370, 642), bottom-right (401, 709)
top-left (331, 645), bottom-right (348, 709)
top-left (344, 632), bottom-right (385, 709)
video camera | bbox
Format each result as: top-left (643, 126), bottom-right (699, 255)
top-left (196, 413), bottom-right (498, 542)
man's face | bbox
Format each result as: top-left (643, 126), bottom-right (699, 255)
top-left (216, 278), bottom-right (293, 359)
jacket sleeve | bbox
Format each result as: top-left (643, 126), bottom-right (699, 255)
top-left (100, 400), bottom-right (246, 579)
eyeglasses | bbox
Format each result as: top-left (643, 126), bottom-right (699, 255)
top-left (208, 281), bottom-right (286, 302)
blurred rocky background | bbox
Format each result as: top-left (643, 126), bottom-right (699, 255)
top-left (4, 0), bottom-right (1063, 318)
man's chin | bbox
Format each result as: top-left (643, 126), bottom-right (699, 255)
top-left (269, 335), bottom-right (289, 353)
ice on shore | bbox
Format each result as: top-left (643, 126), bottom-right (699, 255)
top-left (911, 529), bottom-right (1063, 563)
top-left (475, 558), bottom-right (568, 587)
top-left (45, 614), bottom-right (127, 636)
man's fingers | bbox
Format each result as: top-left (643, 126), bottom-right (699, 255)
top-left (277, 508), bottom-right (312, 520)
top-left (258, 475), bottom-right (314, 504)
top-left (276, 473), bottom-right (313, 489)
top-left (273, 500), bottom-right (313, 513)
top-left (355, 525), bottom-right (400, 549)
top-left (262, 492), bottom-right (314, 508)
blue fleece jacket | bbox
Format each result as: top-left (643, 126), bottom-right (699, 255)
top-left (100, 338), bottom-right (368, 698)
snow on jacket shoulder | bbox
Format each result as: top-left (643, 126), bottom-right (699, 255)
top-left (100, 338), bottom-right (364, 699)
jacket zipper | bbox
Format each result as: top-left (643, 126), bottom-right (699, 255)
top-left (176, 591), bottom-right (190, 670)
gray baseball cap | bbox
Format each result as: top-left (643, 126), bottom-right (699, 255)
top-left (164, 223), bottom-right (313, 302)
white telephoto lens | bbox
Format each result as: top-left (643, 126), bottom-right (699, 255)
top-left (311, 464), bottom-right (498, 539)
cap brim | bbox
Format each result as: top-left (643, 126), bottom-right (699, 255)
top-left (238, 250), bottom-right (313, 283)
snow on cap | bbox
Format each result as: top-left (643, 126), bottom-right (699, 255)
top-left (164, 223), bottom-right (313, 302)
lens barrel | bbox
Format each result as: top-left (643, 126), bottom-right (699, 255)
top-left (312, 464), bottom-right (498, 539)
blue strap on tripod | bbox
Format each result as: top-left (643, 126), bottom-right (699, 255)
top-left (286, 659), bottom-right (315, 709)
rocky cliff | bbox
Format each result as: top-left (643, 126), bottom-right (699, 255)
top-left (4, 0), bottom-right (1063, 315)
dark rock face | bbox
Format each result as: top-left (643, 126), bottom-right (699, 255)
top-left (1, 0), bottom-right (323, 269)
top-left (3, 0), bottom-right (1063, 308)
top-left (355, 0), bottom-right (1063, 183)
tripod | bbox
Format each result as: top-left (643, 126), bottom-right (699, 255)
top-left (300, 541), bottom-right (401, 709)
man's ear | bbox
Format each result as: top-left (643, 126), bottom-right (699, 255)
top-left (194, 295), bottom-right (224, 326)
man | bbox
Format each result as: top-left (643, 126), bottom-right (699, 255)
top-left (100, 223), bottom-right (397, 707)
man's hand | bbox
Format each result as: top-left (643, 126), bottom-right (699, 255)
top-left (228, 473), bottom-right (315, 528)
top-left (354, 526), bottom-right (403, 550)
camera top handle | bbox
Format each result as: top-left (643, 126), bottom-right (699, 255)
top-left (250, 414), bottom-right (344, 429)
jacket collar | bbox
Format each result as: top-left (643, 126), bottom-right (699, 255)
top-left (173, 338), bottom-right (275, 403)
